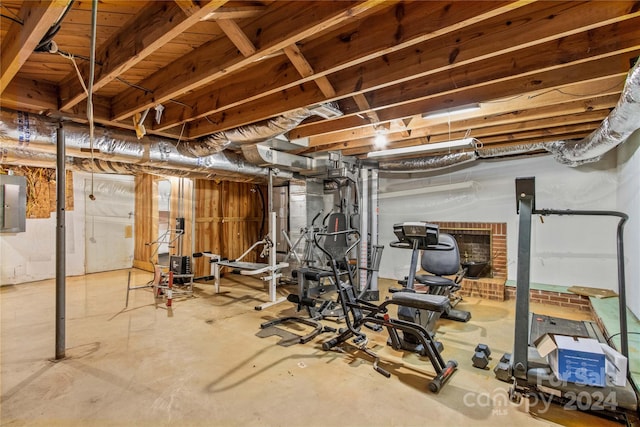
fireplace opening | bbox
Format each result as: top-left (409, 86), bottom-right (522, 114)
top-left (443, 228), bottom-right (492, 278)
top-left (429, 221), bottom-right (507, 280)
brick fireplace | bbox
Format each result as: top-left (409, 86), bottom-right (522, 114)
top-left (432, 221), bottom-right (507, 301)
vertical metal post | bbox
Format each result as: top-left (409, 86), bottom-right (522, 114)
top-left (358, 168), bottom-right (368, 291)
top-left (616, 218), bottom-right (629, 359)
top-left (269, 211), bottom-right (277, 302)
top-left (55, 124), bottom-right (66, 360)
top-left (268, 169), bottom-right (274, 215)
top-left (369, 168), bottom-right (379, 295)
top-left (268, 169), bottom-right (275, 303)
top-left (513, 196), bottom-right (533, 380)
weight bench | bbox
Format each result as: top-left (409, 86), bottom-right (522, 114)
top-left (204, 213), bottom-right (290, 310)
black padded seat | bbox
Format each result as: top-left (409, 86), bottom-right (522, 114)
top-left (293, 268), bottom-right (335, 281)
top-left (391, 292), bottom-right (449, 313)
top-left (414, 274), bottom-right (461, 289)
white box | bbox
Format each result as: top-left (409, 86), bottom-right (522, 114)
top-left (600, 343), bottom-right (627, 387)
top-left (535, 334), bottom-right (606, 387)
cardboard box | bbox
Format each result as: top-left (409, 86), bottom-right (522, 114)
top-left (600, 343), bottom-right (627, 387)
top-left (535, 334), bottom-right (606, 387)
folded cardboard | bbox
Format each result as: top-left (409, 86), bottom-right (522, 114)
top-left (535, 333), bottom-right (606, 387)
top-left (600, 343), bottom-right (628, 387)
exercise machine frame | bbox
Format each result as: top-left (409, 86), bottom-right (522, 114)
top-left (316, 227), bottom-right (458, 393)
top-left (208, 212), bottom-right (289, 311)
top-left (502, 176), bottom-right (637, 419)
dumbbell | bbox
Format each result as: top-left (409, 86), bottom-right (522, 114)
top-left (472, 343), bottom-right (491, 369)
top-left (493, 353), bottom-right (512, 382)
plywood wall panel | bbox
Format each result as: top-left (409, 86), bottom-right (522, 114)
top-left (133, 174), bottom-right (156, 271)
top-left (193, 180), bottom-right (267, 277)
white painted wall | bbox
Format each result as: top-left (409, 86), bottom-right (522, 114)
top-left (617, 129), bottom-right (640, 319)
top-left (84, 174), bottom-right (135, 273)
top-left (378, 151), bottom-right (625, 296)
top-left (0, 172), bottom-right (135, 284)
top-left (0, 172), bottom-right (86, 284)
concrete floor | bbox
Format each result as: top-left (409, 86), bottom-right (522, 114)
top-left (0, 270), bottom-right (605, 426)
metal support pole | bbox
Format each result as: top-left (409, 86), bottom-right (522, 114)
top-left (616, 218), bottom-right (628, 359)
top-left (370, 168), bottom-right (379, 295)
top-left (55, 124), bottom-right (66, 360)
top-left (268, 169), bottom-right (274, 216)
top-left (359, 168), bottom-right (368, 291)
top-left (513, 196), bottom-right (533, 380)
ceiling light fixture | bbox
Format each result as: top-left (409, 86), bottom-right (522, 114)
top-left (422, 103), bottom-right (481, 119)
top-left (374, 133), bottom-right (388, 148)
top-left (373, 123), bottom-right (389, 148)
top-left (367, 137), bottom-right (478, 159)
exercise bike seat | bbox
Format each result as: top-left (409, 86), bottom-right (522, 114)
top-left (414, 274), bottom-right (461, 290)
top-left (396, 275), bottom-right (460, 290)
top-left (391, 291), bottom-right (449, 313)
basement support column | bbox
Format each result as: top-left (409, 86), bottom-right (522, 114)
top-left (55, 124), bottom-right (66, 360)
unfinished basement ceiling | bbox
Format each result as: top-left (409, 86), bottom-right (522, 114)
top-left (1, 1), bottom-right (640, 174)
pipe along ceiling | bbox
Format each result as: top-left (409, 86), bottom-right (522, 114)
top-left (1, 59), bottom-right (639, 178)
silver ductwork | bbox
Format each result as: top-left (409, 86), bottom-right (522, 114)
top-left (477, 142), bottom-right (554, 158)
top-left (241, 143), bottom-right (325, 172)
top-left (546, 58), bottom-right (640, 166)
top-left (378, 151), bottom-right (477, 172)
top-left (0, 101), bottom-right (342, 178)
top-left (176, 107), bottom-right (327, 156)
top-left (0, 146), bottom-right (264, 181)
top-left (379, 58), bottom-right (640, 173)
top-left (0, 109), bottom-right (296, 181)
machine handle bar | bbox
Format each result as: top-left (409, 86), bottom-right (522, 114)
top-left (314, 228), bottom-right (361, 261)
top-left (389, 240), bottom-right (454, 251)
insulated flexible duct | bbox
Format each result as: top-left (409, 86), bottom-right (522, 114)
top-left (175, 107), bottom-right (318, 157)
top-left (0, 108), bottom-right (315, 180)
top-left (0, 146), bottom-right (260, 181)
top-left (546, 58), bottom-right (640, 166)
top-left (379, 58), bottom-right (640, 172)
top-left (378, 151), bottom-right (477, 172)
top-left (0, 101), bottom-right (342, 178)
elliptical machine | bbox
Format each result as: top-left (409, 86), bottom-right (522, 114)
top-left (317, 226), bottom-right (457, 393)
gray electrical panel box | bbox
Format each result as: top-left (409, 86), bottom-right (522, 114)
top-left (0, 175), bottom-right (27, 233)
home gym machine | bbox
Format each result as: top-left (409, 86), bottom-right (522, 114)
top-left (125, 221), bottom-right (194, 308)
top-left (495, 177), bottom-right (637, 421)
top-left (318, 226), bottom-right (458, 393)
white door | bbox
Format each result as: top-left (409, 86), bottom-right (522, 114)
top-left (85, 175), bottom-right (135, 273)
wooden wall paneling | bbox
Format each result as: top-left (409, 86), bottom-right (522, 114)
top-left (192, 180), bottom-right (268, 277)
top-left (223, 181), bottom-right (263, 262)
top-left (133, 173), bottom-right (157, 271)
top-left (194, 179), bottom-right (222, 277)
